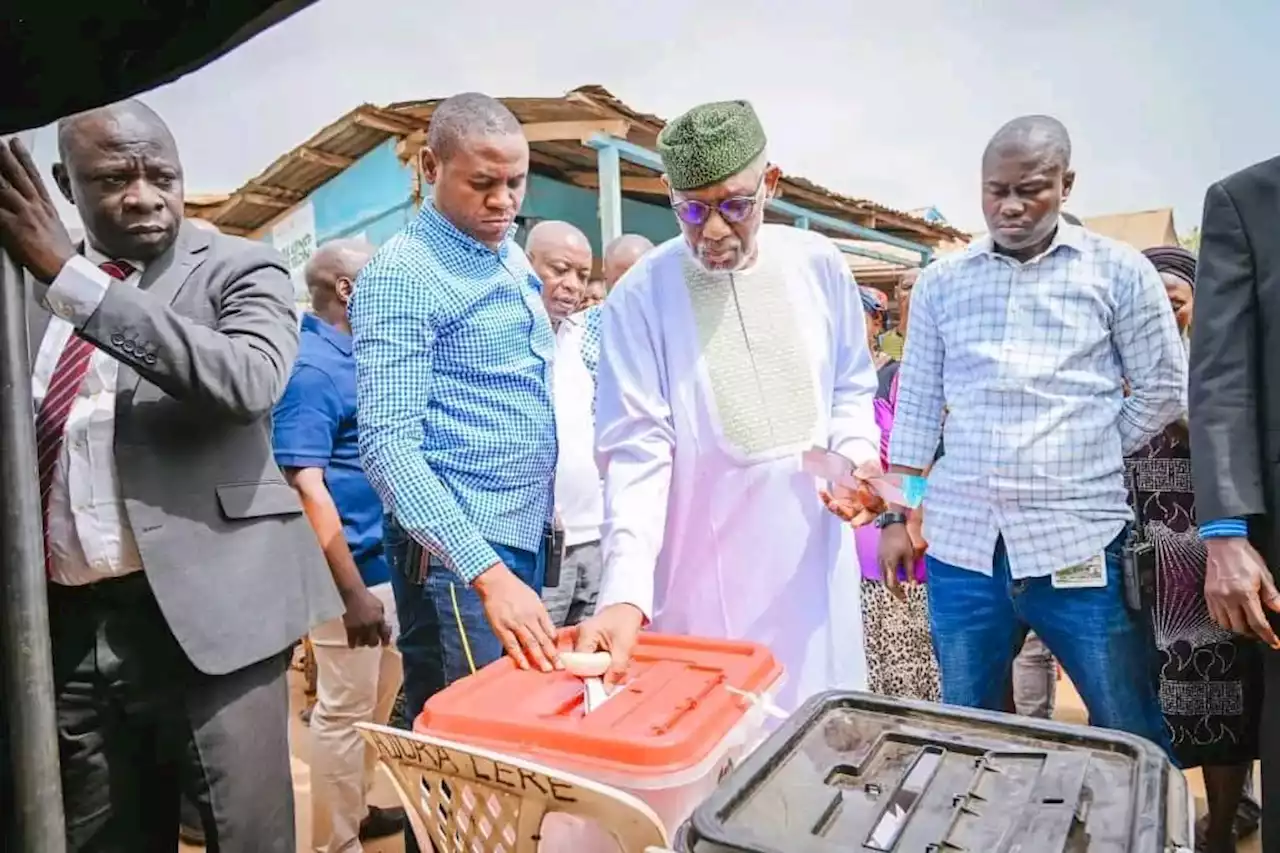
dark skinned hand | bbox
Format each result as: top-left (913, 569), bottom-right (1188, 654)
top-left (877, 522), bottom-right (915, 602)
top-left (0, 137), bottom-right (75, 284)
top-left (572, 603), bottom-right (645, 688)
top-left (341, 586), bottom-right (392, 649)
top-left (474, 562), bottom-right (562, 673)
top-left (1205, 537), bottom-right (1280, 648)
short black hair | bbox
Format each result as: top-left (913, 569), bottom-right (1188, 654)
top-left (427, 92), bottom-right (522, 160)
top-left (983, 115), bottom-right (1072, 171)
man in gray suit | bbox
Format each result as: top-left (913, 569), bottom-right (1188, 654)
top-left (0, 101), bottom-right (340, 851)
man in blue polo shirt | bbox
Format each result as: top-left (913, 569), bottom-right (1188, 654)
top-left (273, 238), bottom-right (405, 852)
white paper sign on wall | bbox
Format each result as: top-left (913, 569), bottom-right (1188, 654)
top-left (271, 202), bottom-right (317, 298)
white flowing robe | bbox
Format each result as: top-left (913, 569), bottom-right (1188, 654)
top-left (593, 225), bottom-right (881, 711)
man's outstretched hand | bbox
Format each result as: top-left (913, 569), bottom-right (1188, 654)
top-left (1205, 537), bottom-right (1280, 648)
top-left (572, 603), bottom-right (645, 688)
top-left (474, 562), bottom-right (562, 672)
top-left (820, 458), bottom-right (886, 527)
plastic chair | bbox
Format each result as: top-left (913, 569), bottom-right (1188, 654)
top-left (355, 722), bottom-right (673, 853)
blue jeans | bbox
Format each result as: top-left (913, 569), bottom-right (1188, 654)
top-left (925, 533), bottom-right (1171, 756)
top-left (383, 515), bottom-right (546, 726)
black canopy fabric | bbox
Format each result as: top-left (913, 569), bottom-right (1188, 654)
top-left (1, 0), bottom-right (319, 133)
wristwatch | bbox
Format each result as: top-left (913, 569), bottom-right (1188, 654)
top-left (874, 510), bottom-right (908, 529)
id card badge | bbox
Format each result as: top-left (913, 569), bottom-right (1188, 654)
top-left (1051, 553), bottom-right (1108, 590)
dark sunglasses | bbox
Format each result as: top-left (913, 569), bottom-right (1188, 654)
top-left (671, 174), bottom-right (767, 227)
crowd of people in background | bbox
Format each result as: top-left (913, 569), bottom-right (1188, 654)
top-left (0, 83), bottom-right (1279, 853)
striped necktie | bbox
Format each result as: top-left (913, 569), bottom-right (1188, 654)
top-left (37, 259), bottom-right (133, 574)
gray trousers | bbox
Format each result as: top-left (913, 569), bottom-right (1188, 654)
top-left (542, 541), bottom-right (603, 628)
top-left (1011, 631), bottom-right (1057, 718)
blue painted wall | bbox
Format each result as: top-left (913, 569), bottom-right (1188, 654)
top-left (268, 138), bottom-right (679, 257)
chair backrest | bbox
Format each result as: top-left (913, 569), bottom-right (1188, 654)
top-left (356, 722), bottom-right (672, 853)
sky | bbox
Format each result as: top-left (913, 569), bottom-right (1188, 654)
top-left (28, 0), bottom-right (1280, 237)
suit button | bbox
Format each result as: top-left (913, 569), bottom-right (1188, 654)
top-left (110, 333), bottom-right (124, 346)
top-left (144, 353), bottom-right (157, 365)
top-left (122, 341), bottom-right (135, 354)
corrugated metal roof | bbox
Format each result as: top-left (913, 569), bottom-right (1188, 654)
top-left (185, 84), bottom-right (967, 246)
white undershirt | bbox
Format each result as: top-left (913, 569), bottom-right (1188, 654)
top-left (34, 250), bottom-right (145, 586)
top-left (552, 315), bottom-right (604, 547)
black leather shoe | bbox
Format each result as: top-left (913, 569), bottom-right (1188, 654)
top-left (359, 805), bottom-right (407, 841)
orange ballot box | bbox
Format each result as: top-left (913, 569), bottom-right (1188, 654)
top-left (414, 632), bottom-right (784, 847)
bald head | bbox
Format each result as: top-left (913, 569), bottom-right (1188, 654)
top-left (982, 115), bottom-right (1072, 171)
top-left (52, 99), bottom-right (184, 263)
top-left (57, 99), bottom-right (176, 162)
top-left (305, 238), bottom-right (374, 328)
top-left (980, 115), bottom-right (1076, 259)
top-left (526, 221), bottom-right (593, 324)
top-left (426, 92), bottom-right (522, 162)
top-left (603, 234), bottom-right (654, 289)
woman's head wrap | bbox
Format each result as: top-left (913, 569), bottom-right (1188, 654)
top-left (1142, 245), bottom-right (1197, 289)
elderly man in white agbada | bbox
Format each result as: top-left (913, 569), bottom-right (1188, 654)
top-left (572, 100), bottom-right (882, 710)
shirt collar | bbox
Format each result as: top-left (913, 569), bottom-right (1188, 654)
top-left (83, 241), bottom-right (147, 272)
top-left (301, 312), bottom-right (353, 356)
top-left (416, 199), bottom-right (518, 259)
top-left (969, 217), bottom-right (1084, 265)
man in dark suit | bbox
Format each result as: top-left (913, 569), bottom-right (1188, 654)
top-left (0, 101), bottom-right (340, 851)
top-left (1189, 154), bottom-right (1280, 853)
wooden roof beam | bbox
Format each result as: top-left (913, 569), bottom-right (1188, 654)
top-left (240, 191), bottom-right (294, 209)
top-left (297, 147), bottom-right (354, 170)
top-left (521, 119), bottom-right (629, 144)
top-left (566, 170), bottom-right (667, 196)
top-left (396, 130), bottom-right (428, 165)
top-left (353, 108), bottom-right (422, 136)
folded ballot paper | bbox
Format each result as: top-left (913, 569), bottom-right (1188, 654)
top-left (800, 446), bottom-right (926, 509)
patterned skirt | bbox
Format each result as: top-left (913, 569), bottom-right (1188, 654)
top-left (860, 578), bottom-right (942, 703)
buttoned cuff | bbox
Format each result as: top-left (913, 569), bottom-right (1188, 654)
top-left (45, 255), bottom-right (111, 328)
top-left (888, 427), bottom-right (941, 472)
top-left (1200, 517), bottom-right (1248, 540)
top-left (433, 522), bottom-right (501, 585)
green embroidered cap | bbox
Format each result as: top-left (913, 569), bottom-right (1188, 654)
top-left (657, 100), bottom-right (767, 191)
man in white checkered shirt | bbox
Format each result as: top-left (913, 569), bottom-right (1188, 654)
top-left (881, 116), bottom-right (1185, 752)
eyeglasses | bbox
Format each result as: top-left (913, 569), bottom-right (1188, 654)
top-left (671, 174), bottom-right (767, 227)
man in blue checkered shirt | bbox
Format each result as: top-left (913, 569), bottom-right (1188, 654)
top-left (881, 116), bottom-right (1185, 754)
top-left (350, 93), bottom-right (562, 730)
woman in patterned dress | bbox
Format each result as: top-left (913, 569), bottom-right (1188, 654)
top-left (1131, 246), bottom-right (1261, 853)
top-left (849, 287), bottom-right (941, 702)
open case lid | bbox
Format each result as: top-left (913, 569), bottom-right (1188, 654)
top-left (686, 691), bottom-right (1191, 853)
top-left (416, 632), bottom-right (782, 782)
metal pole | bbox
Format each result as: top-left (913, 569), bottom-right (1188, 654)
top-left (0, 134), bottom-right (67, 852)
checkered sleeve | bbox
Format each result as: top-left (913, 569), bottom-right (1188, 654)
top-left (1114, 251), bottom-right (1188, 454)
top-left (888, 266), bottom-right (946, 471)
top-left (350, 258), bottom-right (500, 583)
